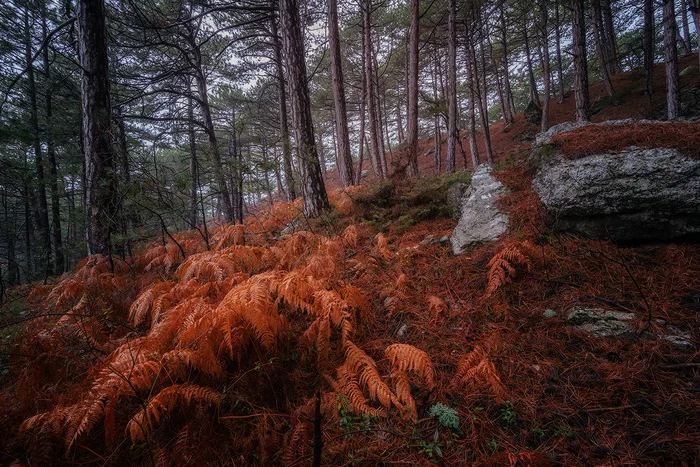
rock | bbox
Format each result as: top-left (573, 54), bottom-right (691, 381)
top-left (680, 83), bottom-right (700, 119)
top-left (524, 100), bottom-right (542, 125)
top-left (566, 307), bottom-right (636, 337)
top-left (396, 323), bottom-right (408, 339)
top-left (534, 121), bottom-right (590, 146)
top-left (361, 169), bottom-right (369, 178)
top-left (660, 327), bottom-right (693, 349)
top-left (451, 165), bottom-right (509, 254)
top-left (532, 147), bottom-right (700, 241)
top-left (439, 235), bottom-right (450, 244)
top-left (280, 218), bottom-right (302, 236)
top-left (446, 182), bottom-right (469, 221)
top-left (420, 234), bottom-right (436, 245)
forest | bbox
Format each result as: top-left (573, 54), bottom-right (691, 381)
top-left (0, 0), bottom-right (699, 465)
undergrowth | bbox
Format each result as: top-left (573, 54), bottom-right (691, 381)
top-left (0, 174), bottom-right (698, 466)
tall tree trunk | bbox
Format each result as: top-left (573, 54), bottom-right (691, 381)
top-left (681, 0), bottom-right (693, 53)
top-left (554, 0), bottom-right (565, 103)
top-left (499, 1), bottom-right (517, 118)
top-left (431, 50), bottom-right (442, 173)
top-left (77, 0), bottom-right (116, 256)
top-left (188, 97), bottom-right (199, 228)
top-left (539, 0), bottom-right (551, 132)
top-left (355, 65), bottom-right (368, 186)
top-left (24, 8), bottom-right (52, 275)
top-left (663, 0), bottom-right (681, 119)
top-left (406, 0), bottom-right (420, 176)
top-left (186, 29), bottom-right (234, 223)
top-left (395, 94), bottom-right (404, 143)
top-left (363, 0), bottom-right (384, 179)
top-left (40, 4), bottom-right (63, 274)
top-left (465, 28), bottom-right (480, 168)
top-left (477, 35), bottom-right (494, 164)
top-left (571, 0), bottom-right (590, 122)
top-left (522, 14), bottom-right (541, 107)
top-left (279, 0), bottom-right (330, 217)
top-left (328, 0), bottom-right (355, 186)
top-left (601, 0), bottom-right (621, 74)
top-left (591, 0), bottom-right (616, 98)
top-left (644, 0), bottom-right (654, 101)
top-left (446, 0), bottom-right (457, 172)
top-left (270, 14), bottom-right (297, 200)
top-left (689, 0), bottom-right (700, 68)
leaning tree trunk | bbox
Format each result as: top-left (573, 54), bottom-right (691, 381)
top-left (681, 0), bottom-right (693, 53)
top-left (571, 0), bottom-right (590, 122)
top-left (270, 14), bottom-right (297, 200)
top-left (446, 0), bottom-right (458, 172)
top-left (328, 0), bottom-right (355, 186)
top-left (663, 0), bottom-right (681, 120)
top-left (689, 0), bottom-right (700, 69)
top-left (499, 1), bottom-right (517, 119)
top-left (406, 0), bottom-right (420, 177)
top-left (601, 0), bottom-right (621, 75)
top-left (522, 15), bottom-right (541, 107)
top-left (279, 0), bottom-right (330, 217)
top-left (77, 0), bottom-right (117, 256)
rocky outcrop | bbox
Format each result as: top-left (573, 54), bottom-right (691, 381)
top-left (450, 165), bottom-right (509, 254)
top-left (524, 100), bottom-right (542, 125)
top-left (532, 147), bottom-right (700, 241)
top-left (446, 182), bottom-right (469, 221)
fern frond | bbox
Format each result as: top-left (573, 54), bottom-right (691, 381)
top-left (485, 243), bottom-right (532, 298)
top-left (344, 341), bottom-right (401, 410)
top-left (342, 224), bottom-right (358, 249)
top-left (384, 343), bottom-right (436, 391)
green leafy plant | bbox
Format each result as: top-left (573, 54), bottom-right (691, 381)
top-left (419, 430), bottom-right (444, 462)
top-left (487, 438), bottom-right (499, 454)
top-left (429, 402), bottom-right (460, 431)
top-left (499, 401), bottom-right (517, 425)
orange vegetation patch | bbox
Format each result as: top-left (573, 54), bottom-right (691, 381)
top-left (552, 122), bottom-right (700, 159)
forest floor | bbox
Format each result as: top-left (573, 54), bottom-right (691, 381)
top-left (1, 57), bottom-right (700, 466)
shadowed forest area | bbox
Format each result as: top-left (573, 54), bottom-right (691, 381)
top-left (0, 0), bottom-right (699, 465)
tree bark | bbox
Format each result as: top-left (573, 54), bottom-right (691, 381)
top-left (279, 0), bottom-right (330, 217)
top-left (363, 0), bottom-right (384, 179)
top-left (446, 0), bottom-right (457, 172)
top-left (24, 8), bottom-right (52, 274)
top-left (522, 12), bottom-right (541, 107)
top-left (554, 0), bottom-right (565, 103)
top-left (644, 0), bottom-right (654, 101)
top-left (539, 0), bottom-right (551, 133)
top-left (689, 1), bottom-right (700, 68)
top-left (406, 0), bottom-right (420, 176)
top-left (77, 0), bottom-right (117, 256)
top-left (270, 13), bottom-right (297, 200)
top-left (681, 0), bottom-right (693, 53)
top-left (465, 26), bottom-right (480, 168)
top-left (40, 3), bottom-right (64, 274)
top-left (571, 0), bottom-right (590, 122)
top-left (328, 0), bottom-right (355, 186)
top-left (188, 97), bottom-right (199, 228)
top-left (663, 0), bottom-right (681, 120)
top-left (591, 0), bottom-right (616, 98)
top-left (601, 0), bottom-right (621, 75)
top-left (499, 1), bottom-right (517, 119)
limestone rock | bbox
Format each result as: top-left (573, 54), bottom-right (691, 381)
top-left (524, 100), bottom-right (542, 125)
top-left (532, 147), bottom-right (700, 241)
top-left (451, 165), bottom-right (509, 254)
top-left (566, 307), bottom-right (635, 337)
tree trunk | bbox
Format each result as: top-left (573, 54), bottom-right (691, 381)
top-left (601, 0), bottom-right (621, 74)
top-left (522, 15), bottom-right (541, 107)
top-left (591, 0), bottom-right (616, 98)
top-left (270, 14), bottom-right (297, 201)
top-left (446, 0), bottom-right (457, 172)
top-left (554, 0), bottom-right (565, 103)
top-left (477, 35), bottom-right (494, 164)
top-left (188, 97), bottom-right (199, 228)
top-left (689, 1), bottom-right (700, 68)
top-left (328, 0), bottom-right (355, 187)
top-left (644, 0), bottom-right (654, 101)
top-left (571, 0), bottom-right (590, 122)
top-left (663, 0), bottom-right (681, 120)
top-left (279, 0), bottom-right (330, 217)
top-left (499, 1), bottom-right (517, 118)
top-left (77, 0), bottom-right (116, 256)
top-left (24, 8), bottom-right (52, 275)
top-left (465, 28), bottom-right (480, 168)
top-left (355, 68), bottom-right (368, 186)
top-left (364, 0), bottom-right (384, 179)
top-left (406, 0), bottom-right (420, 176)
top-left (540, 0), bottom-right (551, 133)
top-left (40, 4), bottom-right (64, 274)
top-left (681, 0), bottom-right (693, 53)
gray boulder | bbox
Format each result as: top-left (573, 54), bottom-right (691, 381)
top-left (524, 100), bottom-right (542, 125)
top-left (451, 165), bottom-right (509, 254)
top-left (532, 147), bottom-right (700, 241)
